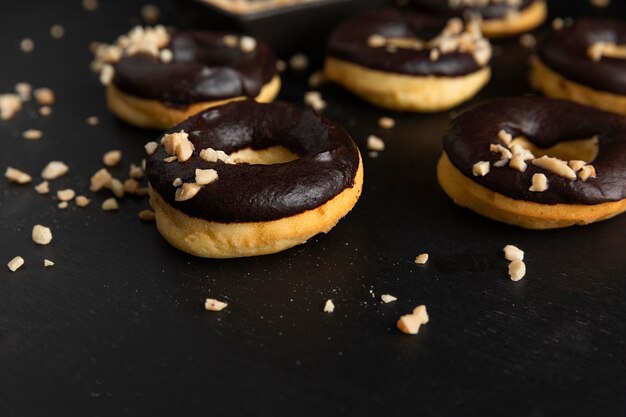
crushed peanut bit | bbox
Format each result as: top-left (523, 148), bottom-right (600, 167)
top-left (519, 33), bottom-right (536, 48)
top-left (57, 201), bottom-right (68, 209)
top-left (493, 158), bottom-right (508, 168)
top-left (102, 197), bottom-right (119, 211)
top-left (368, 151), bottom-right (378, 158)
top-left (129, 163), bottom-right (144, 179)
top-left (109, 178), bottom-right (125, 198)
top-left (304, 91), bottom-right (326, 112)
top-left (367, 135), bottom-right (385, 151)
top-left (590, 0), bottom-right (610, 7)
top-left (82, 0), bottom-right (99, 11)
top-left (32, 225), bottom-right (53, 245)
top-left (378, 117), bottom-right (395, 129)
top-left (172, 178), bottom-right (183, 187)
top-left (86, 116), bottom-right (99, 125)
top-left (587, 41), bottom-right (626, 61)
top-left (159, 48), bottom-right (173, 63)
top-left (20, 38), bottom-right (35, 53)
top-left (490, 143), bottom-right (513, 160)
top-left (532, 155), bottom-right (576, 179)
top-left (275, 59), bottom-right (287, 72)
top-left (397, 305), bottom-right (429, 335)
top-left (22, 129), bottom-right (43, 140)
top-left (0, 94), bottom-right (22, 120)
top-left (75, 195), bottom-right (91, 207)
top-left (122, 178), bottom-right (139, 194)
top-left (381, 294), bottom-right (397, 303)
top-left (5, 167), bottom-right (32, 184)
top-left (323, 299), bottom-right (335, 313)
top-left (195, 168), bottom-right (219, 185)
top-left (205, 298), bottom-right (228, 312)
top-left (472, 161), bottom-right (490, 177)
top-left (139, 209), bottom-right (156, 221)
top-left (7, 256), bottom-right (25, 272)
top-left (141, 4), bottom-right (160, 24)
top-left (415, 253), bottom-right (429, 265)
top-left (44, 259), bottom-right (55, 267)
top-left (103, 150), bottom-right (122, 167)
top-left (39, 106), bottom-right (52, 116)
top-left (222, 34), bottom-right (239, 48)
top-left (529, 173), bottom-right (548, 192)
top-left (41, 161), bottom-right (69, 180)
top-left (430, 48), bottom-right (440, 61)
top-left (503, 245), bottom-right (524, 262)
top-left (509, 144), bottom-right (535, 160)
top-left (578, 165), bottom-right (596, 181)
top-left (33, 88), bottom-right (55, 105)
top-left (34, 181), bottom-right (49, 194)
top-left (162, 130), bottom-right (194, 161)
top-left (239, 36), bottom-right (257, 53)
top-left (497, 129), bottom-right (513, 145)
top-left (163, 156), bottom-right (178, 163)
top-left (509, 154), bottom-right (527, 172)
top-left (367, 34), bottom-right (386, 48)
top-left (175, 182), bottom-right (202, 201)
top-left (50, 24), bottom-right (65, 39)
top-left (289, 53), bottom-right (309, 71)
top-left (552, 18), bottom-right (564, 30)
top-left (508, 260), bottom-right (526, 282)
top-left (57, 188), bottom-right (76, 201)
top-left (144, 141), bottom-right (158, 155)
top-left (308, 71), bottom-right (325, 88)
top-left (568, 160), bottom-right (586, 172)
top-left (15, 82), bottom-right (32, 100)
top-left (90, 168), bottom-right (112, 191)
top-left (135, 187), bottom-right (149, 196)
top-left (100, 64), bottom-right (115, 86)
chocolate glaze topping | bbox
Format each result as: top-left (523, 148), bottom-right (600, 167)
top-left (537, 18), bottom-right (626, 95)
top-left (444, 97), bottom-right (626, 205)
top-left (326, 8), bottom-right (484, 77)
top-left (113, 31), bottom-right (277, 106)
top-left (146, 100), bottom-right (361, 223)
top-left (410, 0), bottom-right (534, 20)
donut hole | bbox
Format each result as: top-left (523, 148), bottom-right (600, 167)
top-left (228, 146), bottom-right (300, 165)
top-left (510, 135), bottom-right (599, 163)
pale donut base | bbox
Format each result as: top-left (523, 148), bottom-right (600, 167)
top-left (530, 56), bottom-right (626, 116)
top-left (324, 57), bottom-right (490, 112)
top-left (480, 0), bottom-right (547, 38)
top-left (437, 153), bottom-right (626, 229)
top-left (149, 155), bottom-right (364, 258)
top-left (106, 75), bottom-right (281, 129)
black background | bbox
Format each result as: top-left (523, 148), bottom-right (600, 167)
top-left (1, 1), bottom-right (625, 416)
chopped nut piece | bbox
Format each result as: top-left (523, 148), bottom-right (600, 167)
top-left (100, 64), bottom-right (115, 86)
top-left (195, 168), bottom-right (219, 185)
top-left (82, 0), bottom-right (99, 11)
top-left (529, 173), bottom-right (548, 192)
top-left (102, 197), bottom-right (119, 211)
top-left (205, 298), bottom-right (228, 312)
top-left (590, 0), bottom-right (610, 7)
top-left (144, 141), bottom-right (158, 155)
top-left (34, 181), bottom-right (49, 194)
top-left (378, 117), bottom-right (395, 129)
top-left (122, 178), bottom-right (140, 194)
top-left (7, 256), bottom-right (25, 272)
top-left (381, 294), bottom-right (397, 303)
top-left (32, 225), bottom-right (53, 245)
top-left (509, 144), bottom-right (535, 160)
top-left (414, 253), bottom-right (429, 265)
top-left (57, 188), bottom-right (76, 201)
top-left (503, 245), bottom-right (524, 262)
top-left (109, 178), bottom-right (125, 198)
top-left (199, 148), bottom-right (219, 162)
top-left (509, 154), bottom-right (527, 172)
top-left (5, 167), bottom-right (32, 184)
top-left (397, 305), bottom-right (429, 335)
top-left (103, 150), bottom-right (122, 167)
top-left (86, 116), bottom-right (99, 125)
top-left (33, 88), bottom-right (55, 105)
top-left (497, 129), bottom-right (513, 145)
top-left (141, 4), bottom-right (160, 23)
top-left (240, 36), bottom-right (257, 53)
top-left (304, 91), bottom-right (326, 111)
top-left (519, 33), bottom-right (536, 48)
top-left (57, 201), bottom-right (68, 209)
top-left (20, 38), bottom-right (35, 53)
top-left (41, 161), bottom-right (69, 180)
top-left (367, 34), bottom-right (386, 48)
top-left (90, 168), bottom-right (112, 191)
top-left (367, 135), bottom-right (385, 151)
top-left (175, 182), bottom-right (202, 201)
top-left (44, 259), bottom-right (55, 267)
top-left (172, 178), bottom-right (183, 187)
top-left (368, 151), bottom-right (379, 158)
top-left (532, 155), bottom-right (576, 179)
top-left (159, 48), bottom-right (173, 63)
top-left (75, 195), bottom-right (91, 207)
top-left (39, 106), bottom-right (52, 116)
top-left (472, 161), bottom-right (490, 177)
top-left (508, 260), bottom-right (526, 281)
top-left (163, 156), bottom-right (178, 163)
top-left (490, 143), bottom-right (513, 160)
top-left (289, 53), bottom-right (309, 70)
top-left (162, 130), bottom-right (192, 158)
top-left (552, 17), bottom-right (565, 30)
top-left (430, 48), bottom-right (440, 61)
top-left (50, 24), bottom-right (65, 39)
top-left (15, 82), bottom-right (32, 100)
top-left (222, 34), bottom-right (239, 48)
top-left (308, 71), bottom-right (325, 88)
top-left (493, 158), bottom-right (509, 168)
top-left (323, 299), bottom-right (335, 313)
top-left (578, 165), bottom-right (597, 181)
top-left (129, 163), bottom-right (144, 179)
top-left (0, 94), bottom-right (22, 120)
top-left (139, 209), bottom-right (156, 221)
top-left (568, 160), bottom-right (586, 172)
top-left (275, 59), bottom-right (287, 72)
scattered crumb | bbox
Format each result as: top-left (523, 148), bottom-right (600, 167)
top-left (160, 49), bottom-right (173, 63)
top-left (41, 161), bottom-right (69, 180)
top-left (239, 36), bottom-right (257, 53)
top-left (289, 53), bottom-right (309, 71)
top-left (44, 259), bottom-right (55, 267)
top-left (32, 225), bottom-right (53, 245)
top-left (205, 298), bottom-right (228, 311)
top-left (307, 71), bottom-right (325, 88)
top-left (5, 167), bottom-right (32, 184)
top-left (414, 253), bottom-right (429, 265)
top-left (22, 129), bottom-right (43, 140)
top-left (144, 141), bottom-right (158, 155)
top-left (50, 24), bottom-right (65, 39)
top-left (39, 106), bottom-right (52, 116)
top-left (304, 91), bottom-right (326, 111)
top-left (497, 129), bottom-right (513, 145)
top-left (75, 195), bottom-right (91, 207)
top-left (589, 0), bottom-right (610, 7)
top-left (139, 209), bottom-right (155, 221)
top-left (368, 151), bottom-right (378, 158)
top-left (15, 82), bottom-right (32, 100)
top-left (0, 94), bottom-right (22, 120)
top-left (529, 173), bottom-right (548, 192)
top-left (172, 178), bottom-right (183, 187)
top-left (57, 188), bottom-right (76, 202)
top-left (86, 116), bottom-right (99, 125)
top-left (578, 165), bottom-right (596, 181)
top-left (532, 155), bottom-right (576, 179)
top-left (82, 0), bottom-right (99, 11)
top-left (367, 135), bottom-right (385, 151)
top-left (519, 33), bottom-right (536, 48)
top-left (508, 260), bottom-right (526, 282)
top-left (381, 294), bottom-right (397, 303)
top-left (100, 64), bottom-right (115, 86)
top-left (33, 88), bottom-right (55, 105)
top-left (7, 256), bottom-right (25, 272)
top-left (140, 4), bottom-right (160, 23)
top-left (122, 178), bottom-right (139, 194)
top-left (503, 245), bottom-right (524, 262)
top-left (552, 18), bottom-right (565, 30)
top-left (195, 168), bottom-right (219, 185)
top-left (175, 182), bottom-right (201, 201)
top-left (90, 168), bottom-right (112, 191)
top-left (323, 299), bottom-right (335, 313)
top-left (275, 59), bottom-right (287, 72)
top-left (34, 180), bottom-right (49, 194)
top-left (129, 164), bottom-right (144, 179)
top-left (378, 117), bottom-right (395, 129)
top-left (57, 201), bottom-right (68, 209)
top-left (397, 305), bottom-right (429, 335)
top-left (102, 197), bottom-right (119, 211)
top-left (472, 161), bottom-right (490, 177)
top-left (103, 150), bottom-right (122, 167)
top-left (20, 38), bottom-right (35, 53)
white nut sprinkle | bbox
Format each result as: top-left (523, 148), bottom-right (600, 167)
top-left (275, 59), bottom-right (287, 72)
top-left (367, 135), bottom-right (385, 151)
top-left (519, 33), bottom-right (536, 48)
top-left (22, 129), bottom-right (43, 140)
top-left (39, 106), bottom-right (52, 116)
top-left (5, 167), bottom-right (32, 184)
top-left (50, 24), bottom-right (65, 39)
top-left (15, 82), bottom-right (32, 100)
top-left (529, 173), bottom-right (549, 192)
top-left (102, 197), bottom-right (119, 211)
top-left (205, 298), bottom-right (228, 311)
top-left (139, 209), bottom-right (156, 221)
top-left (34, 181), bottom-right (49, 194)
top-left (509, 144), bottom-right (535, 160)
top-left (532, 155), bottom-right (576, 179)
top-left (239, 36), bottom-right (257, 53)
top-left (199, 148), bottom-right (219, 162)
top-left (57, 188), bottom-right (76, 202)
top-left (367, 34), bottom-right (386, 48)
top-left (323, 299), bottom-right (335, 313)
top-left (33, 88), bottom-right (55, 105)
top-left (195, 168), bottom-right (219, 185)
top-left (58, 201), bottom-right (68, 209)
top-left (509, 154), bottom-right (527, 172)
top-left (503, 244), bottom-right (524, 262)
top-left (90, 168), bottom-right (112, 191)
top-left (86, 116), bottom-right (99, 125)
top-left (129, 163), bottom-right (144, 179)
top-left (75, 195), bottom-right (91, 207)
top-left (578, 165), bottom-right (596, 181)
top-left (381, 294), bottom-right (397, 303)
top-left (289, 53), bottom-right (309, 71)
top-left (172, 178), bottom-right (183, 187)
top-left (0, 94), bottom-right (22, 120)
top-left (163, 156), bottom-right (178, 163)
top-left (103, 150), bottom-right (122, 167)
top-left (378, 117), bottom-right (395, 129)
top-left (175, 182), bottom-right (202, 201)
top-left (159, 48), bottom-right (173, 63)
top-left (41, 161), bottom-right (69, 180)
top-left (141, 4), bottom-right (161, 24)
top-left (222, 35), bottom-right (239, 48)
top-left (144, 141), bottom-right (158, 155)
top-left (100, 64), bottom-right (115, 86)
top-left (122, 179), bottom-right (139, 194)
top-left (397, 305), bottom-right (429, 335)
top-left (32, 225), bottom-right (53, 245)
top-left (44, 259), bottom-right (55, 267)
top-left (304, 91), bottom-right (327, 111)
top-left (20, 38), bottom-right (35, 53)
top-left (414, 253), bottom-right (429, 265)
top-left (508, 260), bottom-right (526, 282)
top-left (472, 161), bottom-right (490, 177)
top-left (568, 160), bottom-right (586, 172)
top-left (82, 0), bottom-right (99, 11)
top-left (7, 256), bottom-right (25, 272)
top-left (490, 143), bottom-right (513, 160)
top-left (308, 71), bottom-right (325, 88)
top-left (109, 178), bottom-right (125, 198)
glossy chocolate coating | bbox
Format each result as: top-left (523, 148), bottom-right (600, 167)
top-left (409, 0), bottom-right (534, 20)
top-left (444, 97), bottom-right (626, 205)
top-left (113, 31), bottom-right (277, 106)
top-left (146, 100), bottom-right (361, 223)
top-left (326, 8), bottom-right (485, 77)
top-left (537, 18), bottom-right (626, 95)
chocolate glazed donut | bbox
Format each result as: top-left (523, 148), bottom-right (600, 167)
top-left (531, 18), bottom-right (626, 115)
top-left (437, 97), bottom-right (626, 229)
top-left (146, 100), bottom-right (364, 258)
top-left (409, 0), bottom-right (546, 37)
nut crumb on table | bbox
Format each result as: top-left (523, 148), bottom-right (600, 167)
top-left (32, 225), bottom-right (53, 245)
top-left (44, 259), bottom-right (55, 267)
top-left (381, 294), bottom-right (397, 303)
top-left (7, 256), bottom-right (25, 272)
top-left (205, 298), bottom-right (228, 311)
top-left (397, 305), bottom-right (429, 335)
top-left (414, 253), bottom-right (429, 265)
top-left (5, 167), bottom-right (32, 184)
top-left (323, 299), bottom-right (335, 313)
